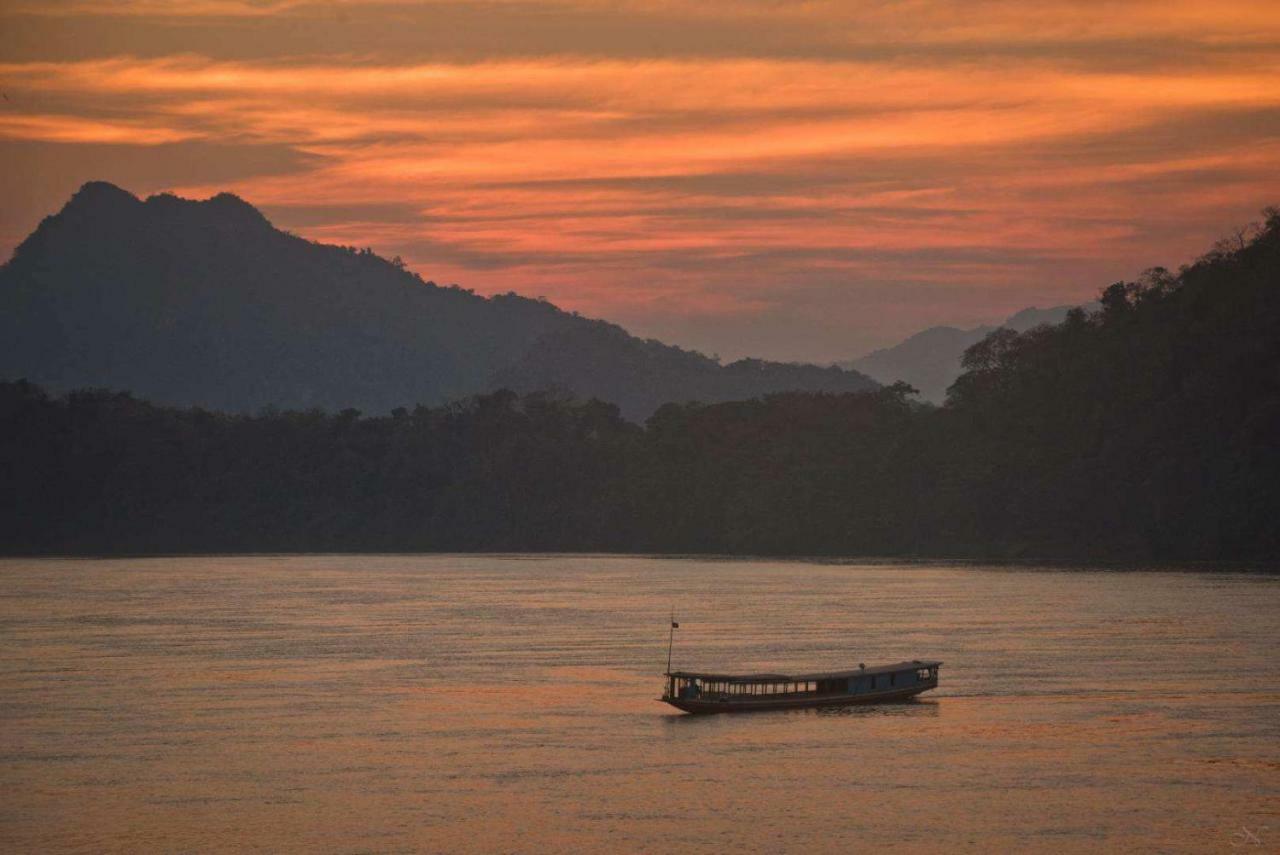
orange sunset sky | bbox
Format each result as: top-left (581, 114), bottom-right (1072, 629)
top-left (2, 0), bottom-right (1279, 361)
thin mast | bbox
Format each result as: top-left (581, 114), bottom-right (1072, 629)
top-left (666, 610), bottom-right (676, 674)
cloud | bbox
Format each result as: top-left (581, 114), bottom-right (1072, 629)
top-left (0, 112), bottom-right (198, 144)
top-left (1, 1), bottom-right (1278, 359)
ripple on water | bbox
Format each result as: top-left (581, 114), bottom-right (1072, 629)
top-left (1, 555), bottom-right (1277, 853)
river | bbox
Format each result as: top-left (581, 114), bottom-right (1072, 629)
top-left (2, 556), bottom-right (1277, 852)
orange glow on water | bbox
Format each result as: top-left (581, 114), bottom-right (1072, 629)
top-left (1, 555), bottom-right (1277, 852)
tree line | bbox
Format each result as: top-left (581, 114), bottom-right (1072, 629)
top-left (3, 210), bottom-right (1277, 560)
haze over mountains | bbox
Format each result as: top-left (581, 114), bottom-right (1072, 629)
top-left (0, 182), bottom-right (876, 421)
top-left (6, 206), bottom-right (1277, 558)
top-left (845, 305), bottom-right (1098, 403)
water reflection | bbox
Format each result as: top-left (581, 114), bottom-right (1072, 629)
top-left (1, 555), bottom-right (1276, 853)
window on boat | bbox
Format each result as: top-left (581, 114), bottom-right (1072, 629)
top-left (890, 673), bottom-right (896, 686)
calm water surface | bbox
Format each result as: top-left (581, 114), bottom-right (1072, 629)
top-left (1, 556), bottom-right (1277, 853)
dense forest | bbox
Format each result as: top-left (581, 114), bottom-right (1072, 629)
top-left (3, 210), bottom-right (1278, 560)
top-left (844, 304), bottom-right (1092, 403)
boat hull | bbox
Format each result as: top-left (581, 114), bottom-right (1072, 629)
top-left (662, 681), bottom-right (936, 714)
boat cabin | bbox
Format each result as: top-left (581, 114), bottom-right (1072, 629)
top-left (665, 660), bottom-right (941, 704)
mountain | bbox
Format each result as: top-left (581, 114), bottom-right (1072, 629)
top-left (0, 182), bottom-right (876, 420)
top-left (495, 323), bottom-right (875, 411)
top-left (844, 304), bottom-right (1093, 403)
top-left (4, 209), bottom-right (1276, 559)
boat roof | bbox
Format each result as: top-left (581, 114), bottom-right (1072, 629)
top-left (667, 660), bottom-right (942, 683)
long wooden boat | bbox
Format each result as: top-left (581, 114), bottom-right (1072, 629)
top-left (660, 660), bottom-right (941, 714)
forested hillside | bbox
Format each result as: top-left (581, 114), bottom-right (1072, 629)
top-left (3, 210), bottom-right (1276, 560)
top-left (0, 182), bottom-right (874, 421)
top-left (845, 304), bottom-right (1090, 403)
top-left (929, 212), bottom-right (1280, 558)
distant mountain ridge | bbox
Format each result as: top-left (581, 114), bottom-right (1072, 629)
top-left (0, 182), bottom-right (876, 420)
top-left (844, 304), bottom-right (1096, 403)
